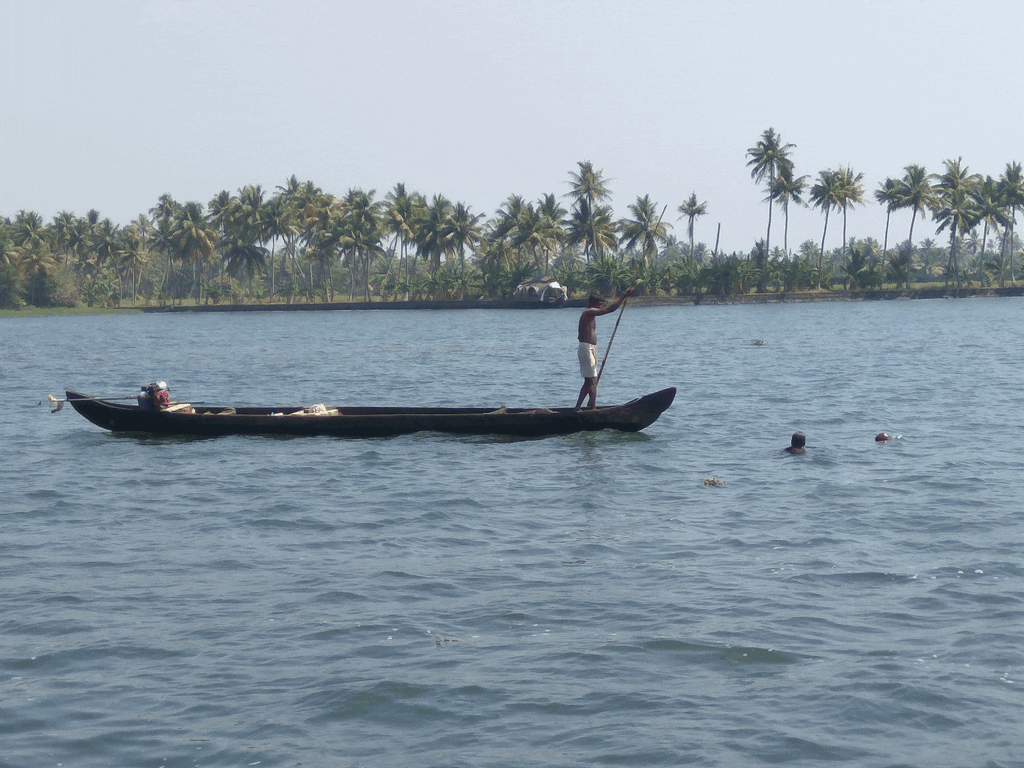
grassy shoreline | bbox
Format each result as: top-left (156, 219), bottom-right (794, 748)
top-left (4, 285), bottom-right (1023, 319)
top-left (0, 305), bottom-right (144, 319)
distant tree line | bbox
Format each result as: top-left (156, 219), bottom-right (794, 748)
top-left (746, 127), bottom-right (1024, 292)
top-left (2, 135), bottom-right (1022, 310)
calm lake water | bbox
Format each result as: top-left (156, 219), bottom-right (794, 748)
top-left (2, 298), bottom-right (1023, 768)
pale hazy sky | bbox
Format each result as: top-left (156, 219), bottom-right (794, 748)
top-left (2, 0), bottom-right (1022, 254)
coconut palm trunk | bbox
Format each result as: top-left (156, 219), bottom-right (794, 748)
top-left (818, 209), bottom-right (830, 282)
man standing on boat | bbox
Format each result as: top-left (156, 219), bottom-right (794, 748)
top-left (575, 288), bottom-right (633, 410)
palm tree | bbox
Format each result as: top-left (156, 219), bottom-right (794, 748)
top-left (149, 194), bottom-right (179, 226)
top-left (492, 194), bottom-right (522, 234)
top-left (90, 218), bottom-right (122, 278)
top-left (300, 191), bottom-right (340, 301)
top-left (770, 166), bottom-right (807, 257)
top-left (263, 195), bottom-right (295, 300)
top-left (276, 175), bottom-right (302, 199)
top-left (51, 211), bottom-right (77, 268)
top-left (132, 214), bottom-right (153, 247)
top-left (676, 193), bottom-right (708, 260)
top-left (384, 183), bottom-right (422, 299)
top-left (972, 176), bottom-right (1008, 286)
top-left (808, 169), bottom-right (843, 286)
top-left (12, 211), bottom-right (57, 305)
top-left (934, 157), bottom-right (980, 196)
top-left (272, 177), bottom-right (309, 300)
top-left (12, 210), bottom-right (46, 246)
top-left (65, 216), bottom-right (92, 277)
top-left (339, 188), bottom-right (385, 302)
top-left (874, 177), bottom-right (902, 284)
top-left (916, 237), bottom-right (944, 278)
top-left (585, 252), bottom-right (631, 295)
top-left (447, 202), bottom-right (483, 297)
top-left (224, 187), bottom-right (269, 300)
top-left (18, 240), bottom-right (58, 306)
top-left (566, 199), bottom-right (618, 263)
top-left (933, 185), bottom-right (981, 290)
top-left (484, 194), bottom-right (526, 275)
top-left (415, 195), bottom-right (454, 284)
top-left (897, 164), bottom-right (936, 289)
top-left (592, 204), bottom-right (619, 259)
top-left (290, 180), bottom-right (326, 299)
top-left (565, 161), bottom-right (612, 261)
top-left (619, 195), bottom-right (668, 266)
top-left (207, 190), bottom-right (233, 287)
top-left (509, 201), bottom-right (546, 273)
top-left (841, 240), bottom-right (876, 290)
top-left (173, 201), bottom-right (217, 303)
top-left (835, 166), bottom-right (865, 260)
top-left (746, 127), bottom-right (795, 260)
top-left (535, 193), bottom-right (567, 274)
top-left (235, 185), bottom-right (268, 279)
top-left (492, 195), bottom-right (529, 247)
top-left (148, 194), bottom-right (181, 302)
top-left (119, 227), bottom-right (148, 306)
top-left (998, 161), bottom-right (1024, 285)
top-left (150, 213), bottom-right (177, 303)
top-left (933, 158), bottom-right (981, 288)
top-left (224, 239), bottom-right (267, 300)
top-left (12, 210), bottom-right (49, 265)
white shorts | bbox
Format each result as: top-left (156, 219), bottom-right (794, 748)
top-left (578, 342), bottom-right (598, 378)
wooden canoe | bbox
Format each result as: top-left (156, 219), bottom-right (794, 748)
top-left (65, 387), bottom-right (676, 438)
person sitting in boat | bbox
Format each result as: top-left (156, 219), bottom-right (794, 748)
top-left (139, 381), bottom-right (171, 411)
top-left (575, 287), bottom-right (633, 410)
top-left (784, 431), bottom-right (806, 454)
top-left (154, 383), bottom-right (170, 408)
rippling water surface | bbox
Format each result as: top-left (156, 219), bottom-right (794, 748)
top-left (3, 299), bottom-right (1024, 767)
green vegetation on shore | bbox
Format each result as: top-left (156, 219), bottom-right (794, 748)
top-left (0, 305), bottom-right (141, 319)
top-left (2, 128), bottom-right (1022, 312)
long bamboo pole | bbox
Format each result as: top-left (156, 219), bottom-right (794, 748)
top-left (595, 294), bottom-right (629, 387)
